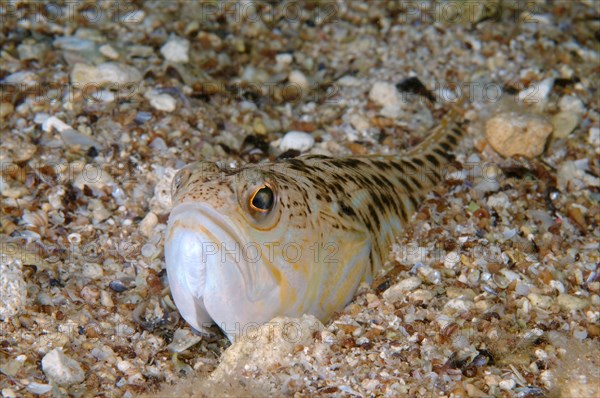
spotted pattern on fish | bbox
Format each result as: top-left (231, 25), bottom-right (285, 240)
top-left (164, 114), bottom-right (464, 340)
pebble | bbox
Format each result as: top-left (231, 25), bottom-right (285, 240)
top-left (528, 293), bottom-right (553, 309)
top-left (518, 77), bottom-right (554, 107)
top-left (149, 167), bottom-right (177, 216)
top-left (42, 116), bottom-right (73, 133)
top-left (160, 35), bottom-right (190, 63)
top-left (167, 329), bottom-right (202, 353)
top-left (444, 251), bottom-right (461, 269)
top-left (99, 44), bottom-right (120, 59)
top-left (288, 70), bottom-right (310, 92)
top-left (278, 131), bottom-right (315, 152)
top-left (71, 62), bottom-right (143, 86)
top-left (41, 348), bottom-right (85, 386)
top-left (551, 112), bottom-right (579, 138)
top-left (557, 294), bottom-right (589, 311)
top-left (139, 212), bottom-right (158, 238)
top-left (53, 36), bottom-right (96, 52)
top-left (145, 90), bottom-right (177, 112)
top-left (0, 257), bottom-right (26, 320)
top-left (3, 70), bottom-right (39, 86)
top-left (349, 113), bottom-right (370, 131)
top-left (499, 379), bottom-right (516, 391)
top-left (0, 102), bottom-right (14, 120)
top-left (588, 127), bottom-right (599, 153)
top-left (382, 277), bottom-right (422, 303)
top-left (485, 112), bottom-right (554, 158)
top-left (17, 41), bottom-right (48, 60)
top-left (61, 129), bottom-right (101, 150)
top-left (368, 81), bottom-right (402, 119)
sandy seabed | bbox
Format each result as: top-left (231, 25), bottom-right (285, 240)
top-left (1, 1), bottom-right (599, 397)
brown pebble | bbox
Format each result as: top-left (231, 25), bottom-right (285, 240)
top-left (146, 270), bottom-right (163, 295)
top-left (289, 120), bottom-right (316, 132)
top-left (346, 142), bottom-right (369, 155)
top-left (539, 269), bottom-right (554, 284)
top-left (567, 205), bottom-right (587, 231)
top-left (337, 323), bottom-right (358, 334)
top-left (588, 324), bottom-right (600, 338)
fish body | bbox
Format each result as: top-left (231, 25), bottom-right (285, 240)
top-left (164, 117), bottom-right (463, 341)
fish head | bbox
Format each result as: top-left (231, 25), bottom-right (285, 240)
top-left (164, 161), bottom-right (296, 340)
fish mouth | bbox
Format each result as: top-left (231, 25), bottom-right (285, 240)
top-left (164, 202), bottom-right (279, 337)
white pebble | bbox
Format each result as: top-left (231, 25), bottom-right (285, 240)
top-left (444, 251), bottom-right (460, 269)
top-left (499, 379), bottom-right (516, 391)
top-left (141, 243), bottom-right (157, 258)
top-left (99, 44), bottom-right (119, 59)
top-left (369, 81), bottom-right (402, 118)
top-left (147, 91), bottom-right (177, 112)
top-left (279, 131), bottom-right (315, 152)
top-left (42, 116), bottom-right (73, 133)
top-left (550, 280), bottom-right (566, 294)
top-left (275, 53), bottom-right (293, 67)
top-left (589, 127), bottom-right (600, 153)
top-left (160, 36), bottom-right (190, 63)
top-left (559, 95), bottom-right (585, 115)
top-left (41, 348), bottom-right (85, 386)
top-left (71, 62), bottom-right (142, 86)
top-left (383, 277), bottom-right (422, 303)
top-left (139, 212), bottom-right (158, 238)
top-left (0, 258), bottom-right (26, 320)
top-left (518, 77), bottom-right (554, 106)
top-left (288, 70), bottom-right (310, 92)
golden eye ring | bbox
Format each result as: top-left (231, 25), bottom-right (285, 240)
top-left (249, 184), bottom-right (275, 213)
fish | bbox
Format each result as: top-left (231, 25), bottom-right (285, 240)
top-left (164, 111), bottom-right (464, 341)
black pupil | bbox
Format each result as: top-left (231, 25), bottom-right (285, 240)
top-left (252, 187), bottom-right (274, 211)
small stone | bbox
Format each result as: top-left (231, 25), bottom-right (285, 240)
top-left (0, 257), bottom-right (26, 320)
top-left (499, 379), bottom-right (516, 391)
top-left (288, 70), bottom-right (310, 92)
top-left (99, 44), bottom-right (120, 59)
top-left (275, 53), bottom-right (293, 68)
top-left (444, 251), bottom-right (461, 269)
top-left (167, 329), bottom-right (202, 353)
top-left (139, 212), bottom-right (158, 238)
top-left (61, 129), bottom-right (101, 150)
top-left (41, 348), bottom-right (85, 386)
top-left (518, 77), bottom-right (554, 107)
top-left (150, 167), bottom-right (177, 216)
top-left (382, 277), bottom-right (422, 303)
top-left (551, 112), bottom-right (579, 138)
top-left (0, 102), bottom-right (14, 120)
top-left (17, 41), bottom-right (48, 60)
top-left (349, 113), bottom-right (370, 131)
top-left (369, 81), bottom-right (402, 118)
top-left (100, 290), bottom-right (114, 308)
top-left (279, 131), bottom-right (315, 152)
top-left (588, 127), bottom-right (599, 153)
top-left (145, 90), bottom-right (177, 112)
top-left (71, 62), bottom-right (142, 86)
top-left (41, 116), bottom-right (73, 133)
top-left (559, 95), bottom-right (585, 114)
top-left (528, 293), bottom-right (553, 309)
top-left (444, 297), bottom-right (474, 313)
top-left (160, 36), bottom-right (190, 63)
top-left (557, 294), bottom-right (589, 311)
top-left (485, 112), bottom-right (553, 158)
top-left (3, 71), bottom-right (39, 86)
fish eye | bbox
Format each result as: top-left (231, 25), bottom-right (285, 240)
top-left (249, 185), bottom-right (275, 213)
